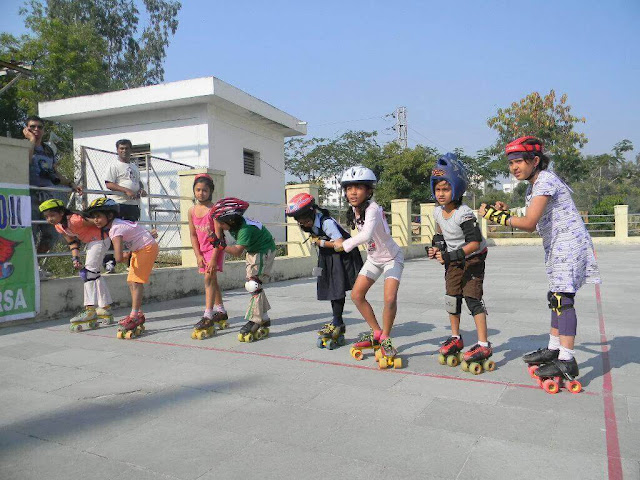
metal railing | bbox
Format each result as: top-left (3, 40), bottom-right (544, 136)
top-left (629, 213), bottom-right (640, 236)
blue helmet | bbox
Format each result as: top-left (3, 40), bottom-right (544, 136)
top-left (430, 153), bottom-right (468, 202)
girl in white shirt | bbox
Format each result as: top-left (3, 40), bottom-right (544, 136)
top-left (334, 166), bottom-right (404, 367)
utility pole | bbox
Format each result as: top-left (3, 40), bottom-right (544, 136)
top-left (393, 106), bottom-right (407, 149)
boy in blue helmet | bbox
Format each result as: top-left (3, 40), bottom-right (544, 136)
top-left (426, 153), bottom-right (494, 374)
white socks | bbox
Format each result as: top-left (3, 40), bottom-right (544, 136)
top-left (548, 335), bottom-right (561, 351)
top-left (559, 346), bottom-right (575, 361)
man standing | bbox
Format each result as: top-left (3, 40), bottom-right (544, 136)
top-left (24, 115), bottom-right (82, 279)
top-left (102, 139), bottom-right (147, 271)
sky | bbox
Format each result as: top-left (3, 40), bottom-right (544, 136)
top-left (1, 0), bottom-right (639, 159)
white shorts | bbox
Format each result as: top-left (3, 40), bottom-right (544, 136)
top-left (359, 251), bottom-right (404, 282)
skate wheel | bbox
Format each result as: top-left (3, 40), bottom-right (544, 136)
top-left (542, 379), bottom-right (559, 394)
top-left (191, 331), bottom-right (197, 339)
top-left (528, 365), bottom-right (539, 378)
top-left (197, 331), bottom-right (206, 340)
top-left (375, 349), bottom-right (382, 361)
top-left (469, 362), bottom-right (482, 375)
top-left (461, 360), bottom-right (469, 372)
top-left (568, 380), bottom-right (582, 394)
top-left (458, 352), bottom-right (465, 363)
top-left (326, 339), bottom-right (335, 350)
top-left (352, 349), bottom-right (363, 361)
top-left (437, 354), bottom-right (446, 365)
top-left (263, 328), bottom-right (270, 336)
top-left (117, 330), bottom-right (124, 339)
top-left (245, 333), bottom-right (254, 342)
top-left (446, 355), bottom-right (459, 367)
top-left (125, 330), bottom-right (134, 340)
top-left (316, 337), bottom-right (325, 349)
top-left (378, 357), bottom-right (388, 369)
top-left (90, 322), bottom-right (99, 330)
top-left (393, 357), bottom-right (402, 369)
top-left (237, 333), bottom-right (245, 342)
top-left (483, 360), bottom-right (496, 372)
top-left (220, 321), bottom-right (228, 329)
top-left (208, 327), bottom-right (215, 337)
top-left (536, 377), bottom-right (544, 388)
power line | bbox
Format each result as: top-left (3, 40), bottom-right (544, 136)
top-left (313, 114), bottom-right (390, 127)
top-left (408, 126), bottom-right (449, 152)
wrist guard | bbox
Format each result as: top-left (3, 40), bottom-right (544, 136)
top-left (207, 233), bottom-right (227, 249)
top-left (483, 205), bottom-right (511, 226)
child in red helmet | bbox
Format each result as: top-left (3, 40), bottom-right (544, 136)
top-left (427, 153), bottom-right (494, 374)
top-left (211, 197), bottom-right (277, 342)
top-left (480, 136), bottom-right (600, 392)
top-left (285, 192), bottom-right (364, 349)
top-left (189, 174), bottom-right (228, 339)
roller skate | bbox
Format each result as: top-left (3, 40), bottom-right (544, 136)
top-left (437, 336), bottom-right (464, 367)
top-left (211, 311), bottom-right (229, 330)
top-left (96, 307), bottom-right (114, 325)
top-left (191, 316), bottom-right (216, 340)
top-left (116, 313), bottom-right (146, 339)
top-left (523, 348), bottom-right (560, 378)
top-left (69, 307), bottom-right (99, 332)
top-left (460, 343), bottom-right (495, 375)
top-left (350, 330), bottom-right (380, 361)
top-left (316, 323), bottom-right (346, 350)
top-left (532, 357), bottom-right (581, 394)
top-left (375, 337), bottom-right (402, 369)
top-left (237, 319), bottom-right (270, 342)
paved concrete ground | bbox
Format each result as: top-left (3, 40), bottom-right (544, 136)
top-left (0, 245), bottom-right (638, 480)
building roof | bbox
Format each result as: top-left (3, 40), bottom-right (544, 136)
top-left (38, 76), bottom-right (307, 137)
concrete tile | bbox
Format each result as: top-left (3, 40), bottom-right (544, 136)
top-left (0, 340), bottom-right (67, 359)
top-left (390, 373), bottom-right (507, 405)
top-left (627, 395), bottom-right (640, 423)
top-left (0, 386), bottom-right (76, 428)
top-left (0, 359), bottom-right (102, 393)
top-left (306, 383), bottom-right (434, 423)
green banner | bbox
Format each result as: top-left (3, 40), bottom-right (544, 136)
top-left (0, 183), bottom-right (39, 322)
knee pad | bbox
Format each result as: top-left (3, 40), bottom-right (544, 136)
top-left (464, 296), bottom-right (486, 316)
top-left (445, 294), bottom-right (462, 315)
top-left (245, 276), bottom-right (263, 294)
top-left (547, 291), bottom-right (575, 315)
top-left (79, 267), bottom-right (101, 283)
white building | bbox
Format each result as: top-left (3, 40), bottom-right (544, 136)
top-left (322, 176), bottom-right (343, 206)
top-left (38, 77), bottom-right (307, 243)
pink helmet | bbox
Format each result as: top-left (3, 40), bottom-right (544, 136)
top-left (285, 192), bottom-right (315, 218)
top-left (210, 197), bottom-right (249, 223)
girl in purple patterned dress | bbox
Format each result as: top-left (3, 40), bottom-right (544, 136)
top-left (480, 136), bottom-right (601, 384)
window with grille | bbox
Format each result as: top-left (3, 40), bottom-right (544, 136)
top-left (243, 149), bottom-right (260, 176)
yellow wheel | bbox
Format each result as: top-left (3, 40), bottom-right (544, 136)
top-left (375, 349), bottom-right (382, 361)
top-left (461, 360), bottom-right (469, 372)
top-left (446, 355), bottom-right (459, 367)
top-left (458, 352), bottom-right (465, 363)
top-left (116, 330), bottom-right (124, 339)
top-left (393, 357), bottom-right (402, 369)
top-left (263, 327), bottom-right (269, 336)
top-left (245, 333), bottom-right (254, 342)
top-left (437, 354), bottom-right (446, 365)
top-left (378, 357), bottom-right (388, 369)
top-left (237, 333), bottom-right (245, 342)
top-left (191, 331), bottom-right (197, 339)
top-left (469, 362), bottom-right (482, 375)
top-left (349, 347), bottom-right (356, 356)
top-left (220, 321), bottom-right (227, 329)
top-left (352, 349), bottom-right (364, 361)
top-left (197, 331), bottom-right (206, 340)
top-left (125, 331), bottom-right (134, 339)
top-left (483, 360), bottom-right (496, 372)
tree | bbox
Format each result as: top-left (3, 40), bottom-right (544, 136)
top-left (487, 90), bottom-right (588, 183)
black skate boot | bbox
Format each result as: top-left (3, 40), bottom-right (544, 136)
top-left (238, 319), bottom-right (270, 343)
top-left (192, 316), bottom-right (216, 340)
top-left (523, 347), bottom-right (560, 365)
top-left (317, 323), bottom-right (346, 350)
top-left (533, 357), bottom-right (581, 394)
top-left (211, 311), bottom-right (229, 330)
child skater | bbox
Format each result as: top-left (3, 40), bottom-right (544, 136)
top-left (480, 136), bottom-right (601, 391)
top-left (210, 197), bottom-right (277, 342)
top-left (426, 153), bottom-right (494, 374)
top-left (333, 166), bottom-right (403, 368)
top-left (39, 198), bottom-right (113, 330)
top-left (285, 192), bottom-right (364, 349)
top-left (188, 173), bottom-right (228, 338)
top-left (85, 197), bottom-right (158, 338)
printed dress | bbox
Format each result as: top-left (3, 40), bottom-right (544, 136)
top-left (526, 170), bottom-right (601, 293)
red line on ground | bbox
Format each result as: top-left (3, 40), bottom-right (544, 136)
top-left (44, 327), bottom-right (598, 395)
top-left (595, 283), bottom-right (623, 480)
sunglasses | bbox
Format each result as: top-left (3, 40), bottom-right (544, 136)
top-left (28, 124), bottom-right (44, 130)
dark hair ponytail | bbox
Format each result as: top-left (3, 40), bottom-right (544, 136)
top-left (346, 200), bottom-right (370, 229)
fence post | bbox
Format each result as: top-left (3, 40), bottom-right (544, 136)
top-left (419, 203), bottom-right (436, 244)
top-left (474, 210), bottom-right (488, 239)
top-left (285, 183), bottom-right (318, 257)
top-left (80, 146), bottom-right (88, 209)
top-left (614, 204), bottom-right (629, 242)
top-left (178, 168), bottom-right (226, 267)
top-left (391, 198), bottom-right (412, 247)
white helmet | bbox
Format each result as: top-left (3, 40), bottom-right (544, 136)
top-left (340, 166), bottom-right (377, 187)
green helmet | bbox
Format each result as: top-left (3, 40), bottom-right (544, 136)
top-left (38, 198), bottom-right (65, 213)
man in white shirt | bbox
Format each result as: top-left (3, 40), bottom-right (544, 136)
top-left (102, 139), bottom-right (147, 271)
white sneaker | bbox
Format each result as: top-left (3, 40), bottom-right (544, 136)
top-left (105, 260), bottom-right (116, 273)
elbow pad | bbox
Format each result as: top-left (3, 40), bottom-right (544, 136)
top-left (461, 219), bottom-right (482, 243)
top-left (432, 234), bottom-right (446, 252)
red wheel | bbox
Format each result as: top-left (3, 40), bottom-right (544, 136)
top-left (528, 365), bottom-right (539, 378)
top-left (568, 380), bottom-right (582, 394)
top-left (542, 379), bottom-right (559, 394)
top-left (536, 378), bottom-right (543, 388)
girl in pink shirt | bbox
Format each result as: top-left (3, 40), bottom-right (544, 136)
top-left (334, 166), bottom-right (404, 368)
top-left (188, 174), bottom-right (227, 339)
top-left (39, 198), bottom-right (113, 330)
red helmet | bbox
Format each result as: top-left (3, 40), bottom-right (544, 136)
top-left (505, 136), bottom-right (544, 156)
top-left (210, 197), bottom-right (249, 223)
top-left (285, 192), bottom-right (315, 217)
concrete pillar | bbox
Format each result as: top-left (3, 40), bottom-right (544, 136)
top-left (285, 183), bottom-right (319, 257)
top-left (178, 168), bottom-right (226, 267)
top-left (0, 137), bottom-right (30, 184)
top-left (419, 203), bottom-right (436, 244)
top-left (474, 210), bottom-right (488, 239)
top-left (614, 204), bottom-right (629, 241)
top-left (391, 198), bottom-right (412, 247)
